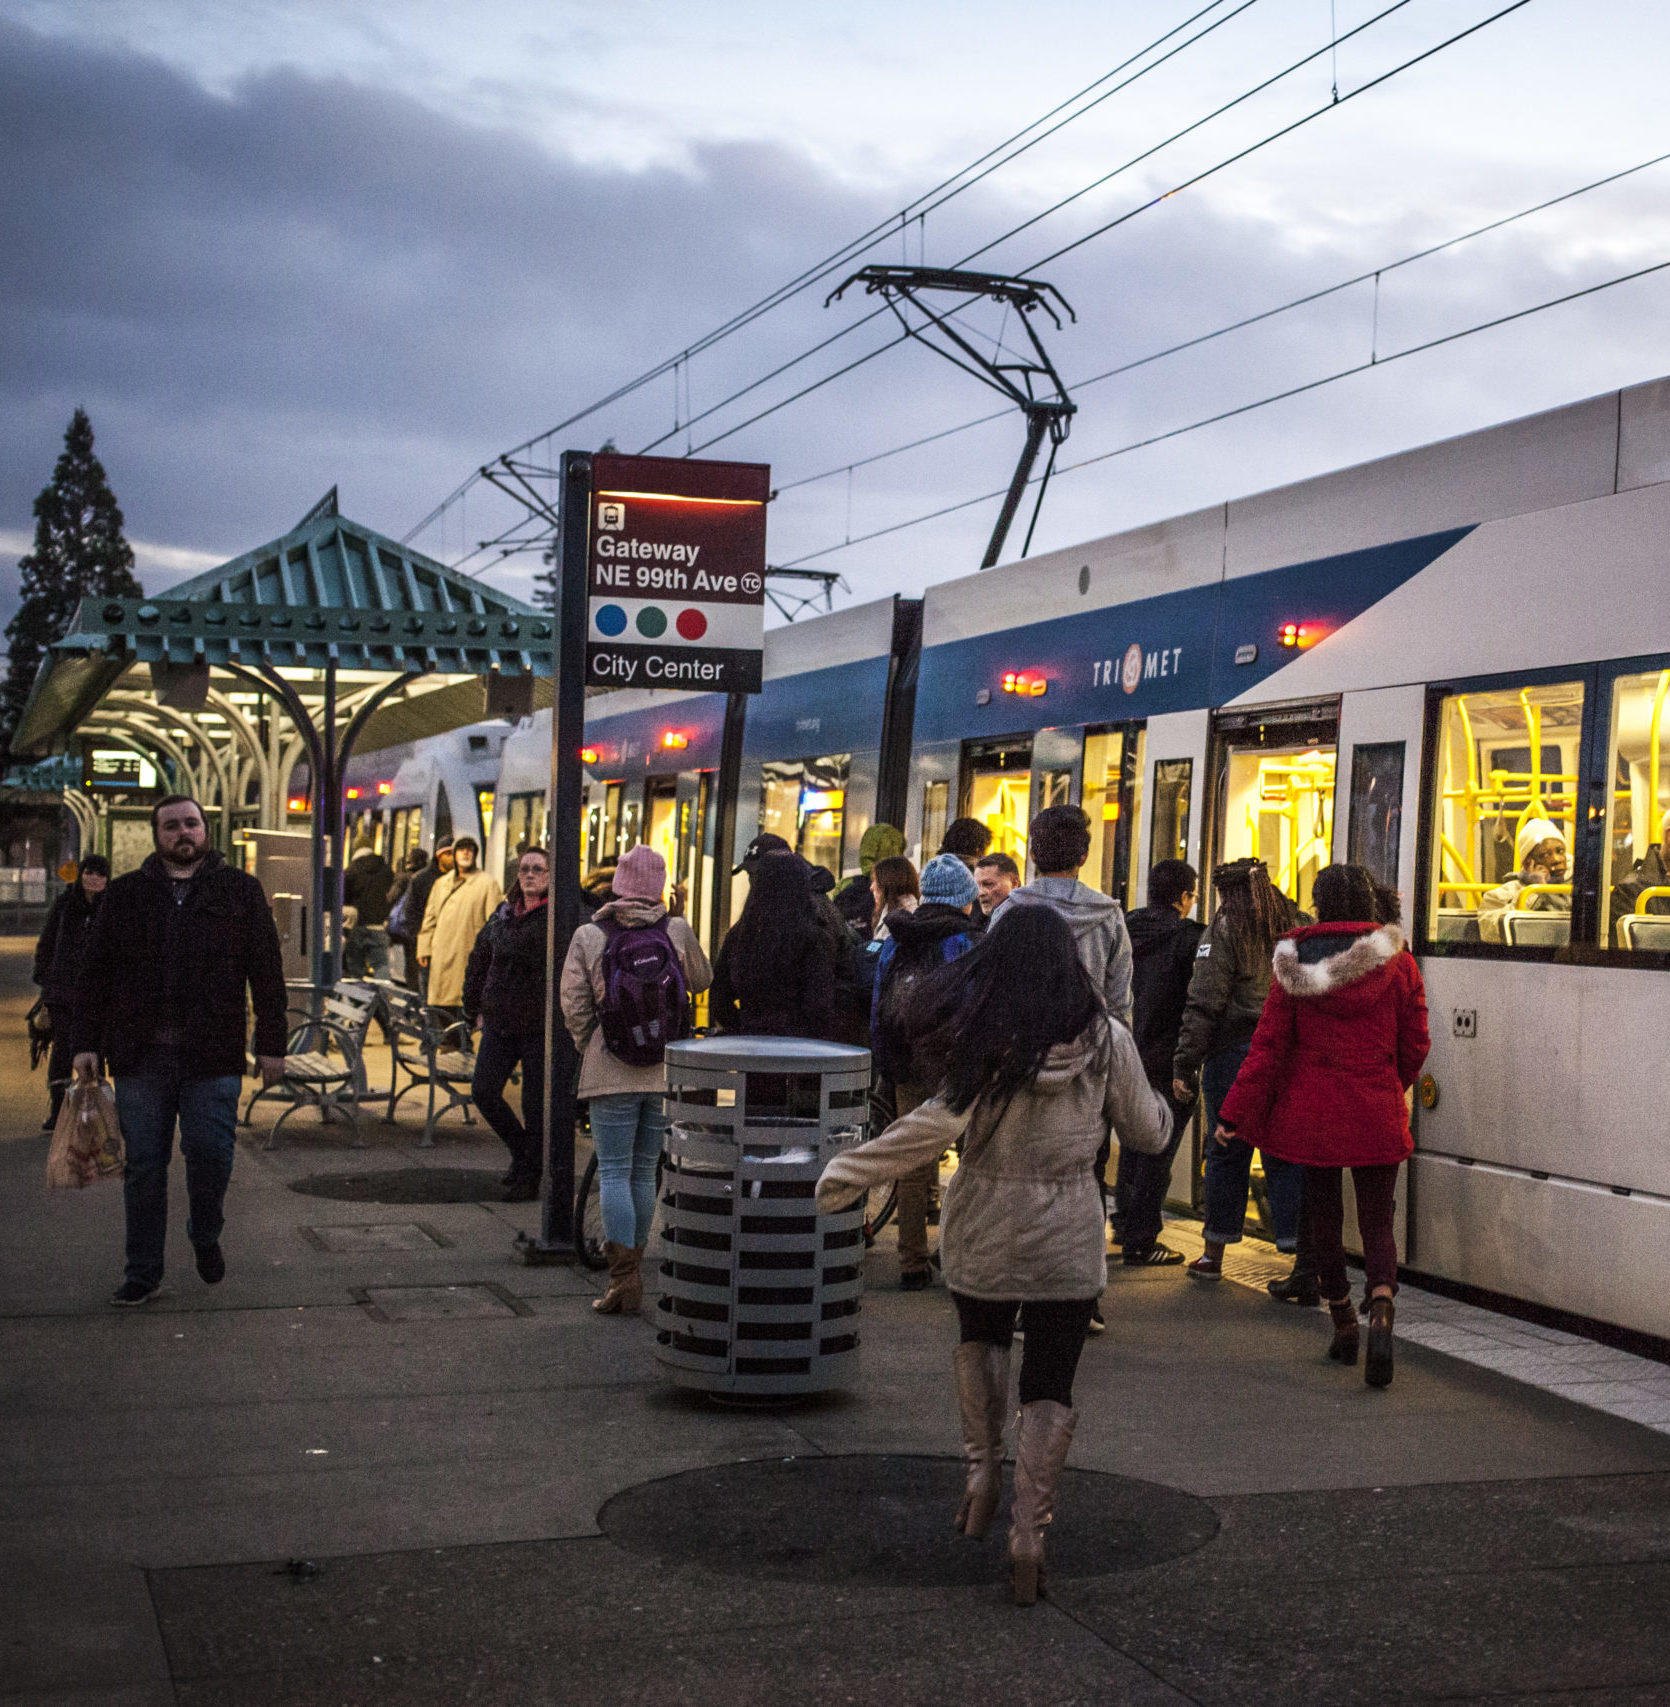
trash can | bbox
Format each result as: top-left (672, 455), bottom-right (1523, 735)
top-left (654, 1035), bottom-right (871, 1397)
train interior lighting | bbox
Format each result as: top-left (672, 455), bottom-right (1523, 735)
top-left (1428, 681), bottom-right (1584, 946)
top-left (760, 754), bottom-right (851, 880)
top-left (1219, 743), bottom-right (1337, 913)
top-left (1082, 725), bottom-right (1145, 906)
top-left (1599, 669), bottom-right (1670, 948)
top-left (962, 735), bottom-right (1033, 868)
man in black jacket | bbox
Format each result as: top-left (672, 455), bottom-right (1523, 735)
top-left (72, 796), bottom-right (287, 1306)
top-left (1112, 859), bottom-right (1201, 1267)
top-left (343, 833), bottom-right (395, 978)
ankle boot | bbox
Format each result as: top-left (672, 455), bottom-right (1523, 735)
top-left (1008, 1400), bottom-right (1076, 1606)
top-left (1326, 1298), bottom-right (1359, 1365)
top-left (592, 1243), bottom-right (643, 1314)
top-left (952, 1342), bottom-right (1010, 1539)
top-left (1365, 1295), bottom-right (1395, 1388)
top-left (1266, 1263), bottom-right (1321, 1308)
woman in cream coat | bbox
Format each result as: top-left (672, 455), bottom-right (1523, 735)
top-left (818, 905), bottom-right (1169, 1604)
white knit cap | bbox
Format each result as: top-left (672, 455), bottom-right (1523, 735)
top-left (1515, 817), bottom-right (1564, 867)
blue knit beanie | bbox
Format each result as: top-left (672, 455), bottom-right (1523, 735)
top-left (920, 852), bottom-right (978, 908)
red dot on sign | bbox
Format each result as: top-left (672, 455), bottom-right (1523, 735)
top-left (676, 608), bottom-right (707, 640)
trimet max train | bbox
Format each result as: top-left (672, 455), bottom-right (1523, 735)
top-left (347, 373), bottom-right (1670, 1344)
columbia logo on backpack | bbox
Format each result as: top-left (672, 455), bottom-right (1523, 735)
top-left (597, 917), bottom-right (691, 1066)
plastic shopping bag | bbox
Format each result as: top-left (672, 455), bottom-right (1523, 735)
top-left (45, 1077), bottom-right (126, 1189)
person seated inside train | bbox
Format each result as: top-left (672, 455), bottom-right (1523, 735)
top-left (1609, 816), bottom-right (1670, 930)
top-left (974, 851), bottom-right (1020, 914)
top-left (1478, 818), bottom-right (1571, 944)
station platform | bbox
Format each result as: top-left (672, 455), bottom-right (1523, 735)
top-left (4, 936), bottom-right (1670, 1706)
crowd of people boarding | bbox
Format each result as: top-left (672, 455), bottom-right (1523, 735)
top-left (41, 789), bottom-right (1433, 1606)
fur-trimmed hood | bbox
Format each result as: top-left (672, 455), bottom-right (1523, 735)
top-left (1272, 922), bottom-right (1405, 998)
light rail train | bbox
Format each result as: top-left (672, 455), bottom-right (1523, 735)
top-left (345, 374), bottom-right (1670, 1343)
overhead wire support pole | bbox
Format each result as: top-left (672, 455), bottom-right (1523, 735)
top-left (827, 265), bottom-right (1077, 569)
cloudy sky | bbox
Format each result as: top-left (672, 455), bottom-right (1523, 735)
top-left (3, 0), bottom-right (1669, 635)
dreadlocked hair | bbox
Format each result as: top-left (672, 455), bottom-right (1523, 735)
top-left (902, 905), bottom-right (1102, 1117)
top-left (1211, 858), bottom-right (1299, 963)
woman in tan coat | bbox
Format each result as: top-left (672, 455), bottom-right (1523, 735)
top-left (416, 835), bottom-right (503, 1009)
top-left (561, 844), bottom-right (711, 1314)
top-left (818, 906), bottom-right (1169, 1604)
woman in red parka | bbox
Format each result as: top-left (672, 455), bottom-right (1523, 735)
top-left (1217, 864), bottom-right (1430, 1388)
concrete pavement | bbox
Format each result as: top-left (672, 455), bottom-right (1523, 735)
top-left (3, 936), bottom-right (1669, 1705)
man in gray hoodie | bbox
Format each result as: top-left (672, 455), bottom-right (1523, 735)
top-left (991, 804), bottom-right (1132, 1027)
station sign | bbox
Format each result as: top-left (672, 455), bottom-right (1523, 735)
top-left (586, 452), bottom-right (769, 695)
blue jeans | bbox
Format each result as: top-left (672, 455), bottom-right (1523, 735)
top-left (1201, 1040), bottom-right (1305, 1251)
top-left (589, 1090), bottom-right (665, 1247)
top-left (344, 925), bottom-right (390, 980)
top-left (114, 1052), bottom-right (241, 1289)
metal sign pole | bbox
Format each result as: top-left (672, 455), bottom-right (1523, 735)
top-left (521, 450), bottom-right (590, 1263)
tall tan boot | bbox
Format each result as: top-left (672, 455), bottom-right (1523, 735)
top-left (592, 1243), bottom-right (643, 1315)
top-left (952, 1342), bottom-right (1011, 1539)
top-left (1008, 1400), bottom-right (1076, 1606)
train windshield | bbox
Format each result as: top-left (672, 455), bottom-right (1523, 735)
top-left (1600, 669), bottom-right (1670, 950)
top-left (1426, 680), bottom-right (1584, 947)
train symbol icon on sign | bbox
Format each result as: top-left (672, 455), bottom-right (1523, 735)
top-left (597, 502), bottom-right (625, 531)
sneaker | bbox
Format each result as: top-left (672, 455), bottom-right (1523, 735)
top-left (1086, 1301), bottom-right (1106, 1336)
top-left (1185, 1254), bottom-right (1223, 1281)
top-left (110, 1280), bottom-right (159, 1307)
top-left (899, 1269), bottom-right (932, 1292)
top-left (194, 1243), bottom-right (226, 1285)
top-left (1124, 1242), bottom-right (1186, 1267)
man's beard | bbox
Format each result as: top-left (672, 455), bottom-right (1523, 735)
top-left (161, 839), bottom-right (207, 867)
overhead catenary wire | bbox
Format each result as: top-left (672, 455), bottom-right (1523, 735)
top-left (774, 253), bottom-right (1670, 567)
top-left (402, 0), bottom-right (1260, 544)
top-left (776, 145), bottom-right (1670, 496)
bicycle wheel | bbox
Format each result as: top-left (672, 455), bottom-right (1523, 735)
top-left (575, 1153), bottom-right (608, 1270)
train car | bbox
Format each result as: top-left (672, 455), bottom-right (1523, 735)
top-left (342, 720), bottom-right (510, 867)
top-left (907, 373), bottom-right (1670, 1340)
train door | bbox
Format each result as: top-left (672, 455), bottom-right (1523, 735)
top-left (1207, 700), bottom-right (1341, 916)
top-left (646, 778), bottom-right (678, 876)
top-left (675, 771), bottom-right (712, 953)
top-left (586, 781), bottom-right (624, 872)
top-left (960, 735), bottom-right (1033, 865)
top-left (1082, 723), bottom-right (1146, 907)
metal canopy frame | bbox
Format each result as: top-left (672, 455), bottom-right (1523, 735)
top-left (11, 493), bottom-right (555, 989)
top-left (826, 265), bottom-right (1078, 569)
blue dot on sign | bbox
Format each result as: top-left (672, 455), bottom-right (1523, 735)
top-left (595, 604), bottom-right (627, 637)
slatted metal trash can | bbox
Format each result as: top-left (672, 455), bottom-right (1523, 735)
top-left (654, 1036), bottom-right (871, 1397)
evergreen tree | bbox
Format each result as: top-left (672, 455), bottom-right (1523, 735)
top-left (2, 409), bottom-right (142, 756)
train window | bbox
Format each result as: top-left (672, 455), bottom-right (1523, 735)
top-left (1599, 669), bottom-right (1670, 948)
top-left (921, 780), bottom-right (949, 860)
top-left (1082, 726), bottom-right (1144, 905)
top-left (1151, 760), bottom-right (1191, 868)
top-left (760, 754), bottom-right (851, 881)
top-left (646, 782), bottom-right (678, 882)
top-left (1426, 680), bottom-right (1584, 947)
top-left (1346, 742), bottom-right (1405, 892)
top-left (1215, 738), bottom-right (1336, 914)
top-left (962, 736), bottom-right (1032, 866)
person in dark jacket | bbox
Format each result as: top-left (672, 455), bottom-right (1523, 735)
top-left (385, 847), bottom-right (428, 987)
top-left (400, 839), bottom-right (451, 996)
top-left (834, 822), bottom-right (906, 940)
top-left (870, 853), bottom-right (978, 1289)
top-left (710, 853), bottom-right (844, 1039)
top-left (1112, 859), bottom-right (1200, 1267)
top-left (1173, 858), bottom-right (1306, 1281)
top-left (1611, 818), bottom-right (1670, 938)
top-left (33, 853), bottom-right (110, 1129)
top-left (71, 796), bottom-right (287, 1307)
top-left (1219, 864), bottom-right (1430, 1387)
top-left (342, 834), bottom-right (395, 979)
top-left (463, 845), bottom-right (553, 1202)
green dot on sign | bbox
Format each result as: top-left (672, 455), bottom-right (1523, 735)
top-left (636, 606), bottom-right (667, 638)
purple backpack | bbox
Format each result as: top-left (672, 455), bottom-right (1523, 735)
top-left (597, 918), bottom-right (690, 1067)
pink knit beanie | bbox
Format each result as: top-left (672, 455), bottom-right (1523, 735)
top-left (613, 843), bottom-right (667, 901)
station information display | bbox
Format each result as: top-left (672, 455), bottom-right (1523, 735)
top-left (585, 452), bottom-right (769, 695)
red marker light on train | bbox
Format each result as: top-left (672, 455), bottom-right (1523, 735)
top-left (376, 781), bottom-right (392, 795)
top-left (661, 731), bottom-right (689, 750)
top-left (1279, 622), bottom-right (1323, 649)
top-left (580, 747), bottom-right (599, 765)
top-left (345, 786), bottom-right (361, 800)
top-left (286, 796), bottom-right (308, 814)
top-left (1002, 671), bottom-right (1048, 697)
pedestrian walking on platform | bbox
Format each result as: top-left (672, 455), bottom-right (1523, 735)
top-left (562, 844), bottom-right (711, 1315)
top-left (464, 846), bottom-right (556, 1203)
top-left (869, 852), bottom-right (977, 1290)
top-left (342, 833), bottom-right (395, 979)
top-left (33, 853), bottom-right (109, 1130)
top-left (1173, 858), bottom-right (1306, 1280)
top-left (1113, 858), bottom-right (1201, 1267)
top-left (71, 797), bottom-right (287, 1306)
top-left (1217, 864), bottom-right (1430, 1387)
top-left (817, 906), bottom-right (1170, 1604)
top-left (417, 835), bottom-right (502, 1010)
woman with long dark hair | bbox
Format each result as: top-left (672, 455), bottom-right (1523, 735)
top-left (1173, 858), bottom-right (1306, 1280)
top-left (1218, 864), bottom-right (1430, 1386)
top-left (818, 907), bottom-right (1170, 1604)
top-left (710, 853), bottom-right (844, 1039)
